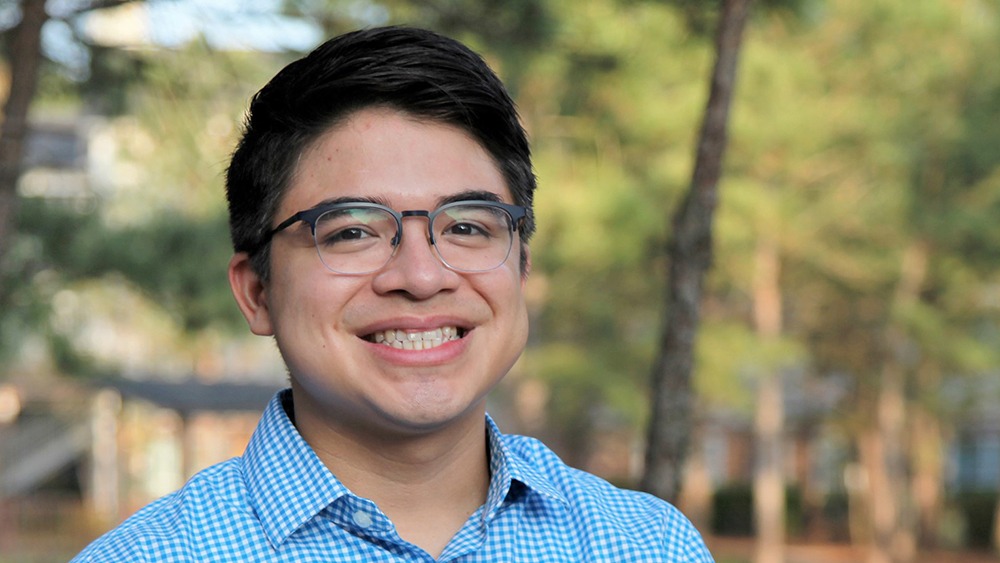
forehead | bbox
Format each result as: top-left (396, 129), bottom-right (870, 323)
top-left (282, 108), bottom-right (510, 212)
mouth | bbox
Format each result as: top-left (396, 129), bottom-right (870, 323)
top-left (363, 326), bottom-right (467, 351)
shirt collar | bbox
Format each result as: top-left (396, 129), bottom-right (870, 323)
top-left (482, 414), bottom-right (568, 522)
top-left (242, 390), bottom-right (351, 548)
top-left (242, 391), bottom-right (569, 546)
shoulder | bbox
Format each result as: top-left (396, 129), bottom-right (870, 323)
top-left (504, 433), bottom-right (655, 510)
top-left (71, 458), bottom-right (248, 562)
top-left (502, 434), bottom-right (713, 560)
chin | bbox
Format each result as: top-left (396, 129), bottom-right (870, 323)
top-left (373, 397), bottom-right (485, 435)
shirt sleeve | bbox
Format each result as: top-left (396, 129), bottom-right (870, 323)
top-left (71, 530), bottom-right (151, 563)
top-left (680, 522), bottom-right (716, 562)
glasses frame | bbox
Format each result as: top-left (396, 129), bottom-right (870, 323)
top-left (262, 199), bottom-right (529, 274)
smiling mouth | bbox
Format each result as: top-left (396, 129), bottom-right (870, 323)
top-left (363, 326), bottom-right (466, 350)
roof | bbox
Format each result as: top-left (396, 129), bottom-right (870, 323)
top-left (102, 378), bottom-right (282, 414)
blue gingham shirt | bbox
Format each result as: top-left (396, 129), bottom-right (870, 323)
top-left (74, 390), bottom-right (714, 562)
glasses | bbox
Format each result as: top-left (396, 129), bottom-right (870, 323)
top-left (263, 200), bottom-right (528, 274)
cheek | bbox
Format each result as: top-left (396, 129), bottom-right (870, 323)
top-left (267, 273), bottom-right (360, 336)
top-left (491, 301), bottom-right (529, 385)
top-left (494, 273), bottom-right (530, 347)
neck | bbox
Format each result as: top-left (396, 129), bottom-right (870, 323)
top-left (308, 413), bottom-right (490, 500)
top-left (290, 389), bottom-right (491, 557)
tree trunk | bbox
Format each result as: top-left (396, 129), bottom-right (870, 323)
top-left (866, 360), bottom-right (912, 563)
top-left (641, 0), bottom-right (753, 503)
top-left (797, 427), bottom-right (827, 541)
top-left (866, 242), bottom-right (927, 563)
top-left (910, 364), bottom-right (944, 549)
top-left (857, 427), bottom-right (889, 563)
top-left (753, 235), bottom-right (785, 563)
top-left (678, 423), bottom-right (713, 533)
top-left (0, 0), bottom-right (49, 267)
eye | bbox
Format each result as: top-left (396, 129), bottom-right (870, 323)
top-left (444, 222), bottom-right (491, 238)
top-left (314, 207), bottom-right (395, 252)
top-left (436, 206), bottom-right (508, 241)
top-left (323, 227), bottom-right (374, 244)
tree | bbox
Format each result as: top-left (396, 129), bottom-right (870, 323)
top-left (0, 1), bottom-right (294, 372)
top-left (752, 232), bottom-right (785, 563)
top-left (641, 0), bottom-right (753, 503)
top-left (0, 0), bottom-right (48, 269)
top-left (767, 2), bottom-right (1000, 559)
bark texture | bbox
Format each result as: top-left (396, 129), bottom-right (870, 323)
top-left (641, 0), bottom-right (753, 502)
top-left (0, 0), bottom-right (49, 267)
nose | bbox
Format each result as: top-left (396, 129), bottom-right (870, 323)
top-left (370, 219), bottom-right (459, 299)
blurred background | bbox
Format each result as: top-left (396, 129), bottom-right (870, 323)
top-left (1, 0), bottom-right (999, 562)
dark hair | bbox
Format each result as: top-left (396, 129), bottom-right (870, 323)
top-left (226, 26), bottom-right (536, 279)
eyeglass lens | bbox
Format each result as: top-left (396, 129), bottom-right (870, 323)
top-left (312, 204), bottom-right (515, 274)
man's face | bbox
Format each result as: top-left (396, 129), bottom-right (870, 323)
top-left (230, 108), bottom-right (529, 438)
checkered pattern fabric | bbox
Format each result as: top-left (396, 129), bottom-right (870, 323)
top-left (73, 390), bottom-right (714, 562)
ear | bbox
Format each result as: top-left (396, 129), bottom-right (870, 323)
top-left (228, 253), bottom-right (274, 336)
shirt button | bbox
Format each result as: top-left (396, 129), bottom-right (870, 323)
top-left (352, 509), bottom-right (374, 529)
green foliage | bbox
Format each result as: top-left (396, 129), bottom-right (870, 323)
top-left (0, 34), bottom-right (288, 375)
top-left (114, 41), bottom-right (288, 218)
top-left (695, 320), bottom-right (804, 411)
top-left (953, 491), bottom-right (999, 549)
top-left (84, 44), bottom-right (147, 115)
top-left (710, 483), bottom-right (806, 536)
top-left (97, 214), bottom-right (244, 333)
top-left (2, 2), bottom-right (999, 493)
top-left (0, 197), bottom-right (245, 370)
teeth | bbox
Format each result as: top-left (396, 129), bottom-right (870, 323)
top-left (368, 326), bottom-right (462, 350)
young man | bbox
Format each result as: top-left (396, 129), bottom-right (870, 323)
top-left (73, 27), bottom-right (714, 562)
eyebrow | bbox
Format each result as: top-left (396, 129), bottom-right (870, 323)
top-left (307, 189), bottom-right (506, 212)
top-left (308, 195), bottom-right (392, 209)
top-left (436, 190), bottom-right (505, 207)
